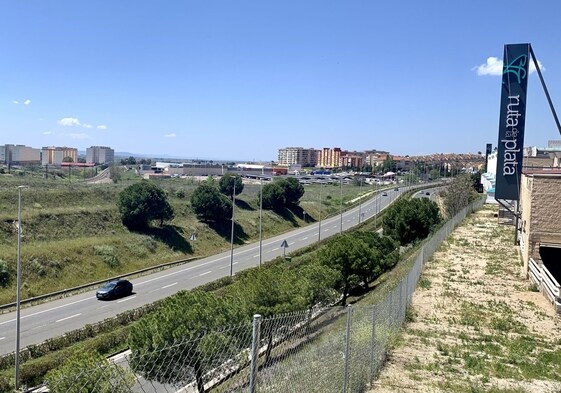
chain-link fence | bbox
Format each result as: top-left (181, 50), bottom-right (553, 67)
top-left (45, 197), bottom-right (485, 393)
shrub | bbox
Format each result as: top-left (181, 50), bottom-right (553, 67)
top-left (0, 260), bottom-right (10, 287)
top-left (93, 245), bottom-right (120, 268)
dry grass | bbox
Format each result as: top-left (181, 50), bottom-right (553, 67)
top-left (371, 204), bottom-right (561, 393)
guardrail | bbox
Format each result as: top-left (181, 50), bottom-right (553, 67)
top-left (528, 258), bottom-right (542, 287)
top-left (0, 256), bottom-right (198, 313)
top-left (1, 182), bottom-right (440, 314)
top-left (528, 257), bottom-right (561, 308)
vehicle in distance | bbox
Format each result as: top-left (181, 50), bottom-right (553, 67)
top-left (96, 279), bottom-right (133, 300)
top-left (394, 187), bottom-right (399, 191)
top-left (425, 191), bottom-right (430, 195)
top-left (382, 192), bottom-right (388, 196)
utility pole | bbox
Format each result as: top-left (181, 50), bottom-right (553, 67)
top-left (229, 181), bottom-right (236, 276)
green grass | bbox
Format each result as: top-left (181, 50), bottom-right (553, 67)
top-left (0, 174), bottom-right (383, 304)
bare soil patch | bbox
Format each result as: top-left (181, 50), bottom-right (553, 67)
top-left (371, 204), bottom-right (561, 393)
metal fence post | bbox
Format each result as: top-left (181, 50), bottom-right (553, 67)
top-left (369, 304), bottom-right (377, 384)
top-left (342, 305), bottom-right (353, 393)
top-left (249, 314), bottom-right (262, 393)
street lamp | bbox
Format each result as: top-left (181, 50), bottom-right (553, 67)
top-left (15, 185), bottom-right (27, 390)
top-left (358, 177), bottom-right (363, 224)
top-left (258, 177), bottom-right (263, 267)
top-left (339, 175), bottom-right (343, 234)
top-left (318, 183), bottom-right (323, 242)
top-left (229, 181), bottom-right (236, 277)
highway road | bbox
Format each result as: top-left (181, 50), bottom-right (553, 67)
top-left (0, 185), bottom-right (418, 356)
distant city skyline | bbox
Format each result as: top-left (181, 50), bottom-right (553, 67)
top-left (1, 2), bottom-right (561, 161)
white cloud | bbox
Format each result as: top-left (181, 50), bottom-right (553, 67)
top-left (66, 132), bottom-right (92, 140)
top-left (24, 99), bottom-right (31, 105)
top-left (97, 125), bottom-right (107, 130)
top-left (12, 100), bottom-right (19, 104)
top-left (164, 133), bottom-right (177, 138)
top-left (43, 131), bottom-right (53, 135)
top-left (474, 56), bottom-right (544, 76)
top-left (58, 117), bottom-right (82, 127)
top-left (83, 123), bottom-right (93, 129)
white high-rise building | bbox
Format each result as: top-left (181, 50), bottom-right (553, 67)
top-left (86, 146), bottom-right (114, 164)
top-left (0, 144), bottom-right (41, 165)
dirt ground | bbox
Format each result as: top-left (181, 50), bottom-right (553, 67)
top-left (371, 203), bottom-right (561, 393)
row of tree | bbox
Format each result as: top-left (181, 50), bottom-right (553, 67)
top-left (117, 174), bottom-right (306, 229)
top-left (46, 188), bottom-right (445, 392)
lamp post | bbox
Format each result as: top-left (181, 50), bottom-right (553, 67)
top-left (318, 184), bottom-right (322, 242)
top-left (258, 177), bottom-right (263, 267)
top-left (339, 175), bottom-right (343, 234)
top-left (358, 177), bottom-right (363, 224)
top-left (374, 181), bottom-right (378, 228)
top-left (229, 181), bottom-right (236, 277)
top-left (15, 185), bottom-right (27, 390)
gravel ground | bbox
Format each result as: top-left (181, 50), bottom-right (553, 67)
top-left (370, 204), bottom-right (561, 393)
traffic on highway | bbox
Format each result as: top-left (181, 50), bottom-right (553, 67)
top-left (0, 184), bottom-right (435, 356)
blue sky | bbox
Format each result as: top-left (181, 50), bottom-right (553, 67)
top-left (2, 1), bottom-right (561, 161)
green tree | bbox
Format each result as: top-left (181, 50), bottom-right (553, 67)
top-left (441, 173), bottom-right (475, 218)
top-left (298, 261), bottom-right (340, 307)
top-left (278, 177), bottom-right (304, 205)
top-left (118, 180), bottom-right (174, 229)
top-left (230, 265), bottom-right (307, 316)
top-left (382, 155), bottom-right (395, 173)
top-left (402, 173), bottom-right (419, 184)
top-left (318, 234), bottom-right (371, 305)
top-left (261, 182), bottom-right (286, 211)
top-left (45, 351), bottom-right (134, 393)
top-left (191, 182), bottom-right (232, 222)
top-left (62, 156), bottom-right (73, 163)
top-left (109, 164), bottom-right (122, 183)
top-left (128, 290), bottom-right (246, 392)
top-left (120, 156), bottom-right (137, 165)
top-left (382, 198), bottom-right (441, 246)
top-left (353, 232), bottom-right (400, 283)
top-left (429, 168), bottom-right (440, 180)
top-left (218, 173), bottom-right (243, 199)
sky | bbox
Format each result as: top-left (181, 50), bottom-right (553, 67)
top-left (1, 1), bottom-right (561, 162)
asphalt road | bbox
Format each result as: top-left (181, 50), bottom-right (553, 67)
top-left (0, 185), bottom-right (415, 356)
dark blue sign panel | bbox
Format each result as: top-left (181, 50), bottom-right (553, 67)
top-left (495, 43), bottom-right (530, 201)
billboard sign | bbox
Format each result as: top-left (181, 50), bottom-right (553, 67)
top-left (495, 43), bottom-right (530, 201)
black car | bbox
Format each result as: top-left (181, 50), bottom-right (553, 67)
top-left (96, 279), bottom-right (133, 300)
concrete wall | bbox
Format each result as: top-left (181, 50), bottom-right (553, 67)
top-left (520, 173), bottom-right (561, 270)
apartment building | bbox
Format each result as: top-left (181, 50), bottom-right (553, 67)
top-left (277, 147), bottom-right (317, 167)
top-left (41, 146), bottom-right (78, 165)
top-left (86, 146), bottom-right (114, 165)
top-left (0, 144), bottom-right (41, 165)
top-left (339, 151), bottom-right (364, 168)
top-left (316, 147), bottom-right (341, 169)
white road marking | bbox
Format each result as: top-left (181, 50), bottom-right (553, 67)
top-left (303, 237), bottom-right (308, 240)
top-left (199, 271), bottom-right (212, 276)
top-left (272, 247), bottom-right (279, 251)
top-left (253, 254), bottom-right (259, 258)
top-left (0, 297), bottom-right (91, 326)
top-left (117, 296), bottom-right (136, 303)
top-left (56, 313), bottom-right (81, 323)
top-left (0, 337), bottom-right (5, 341)
top-left (289, 242), bottom-right (295, 245)
top-left (162, 282), bottom-right (177, 289)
